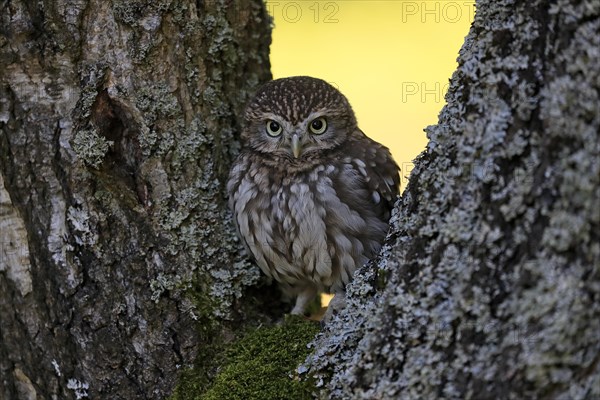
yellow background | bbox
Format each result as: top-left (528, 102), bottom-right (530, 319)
top-left (269, 1), bottom-right (474, 187)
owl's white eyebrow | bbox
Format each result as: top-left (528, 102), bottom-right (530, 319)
top-left (261, 112), bottom-right (287, 123)
top-left (306, 111), bottom-right (327, 120)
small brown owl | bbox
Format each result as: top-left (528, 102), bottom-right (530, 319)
top-left (227, 76), bottom-right (400, 315)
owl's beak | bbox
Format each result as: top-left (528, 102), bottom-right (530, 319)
top-left (291, 134), bottom-right (301, 158)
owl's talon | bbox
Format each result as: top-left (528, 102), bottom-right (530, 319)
top-left (290, 286), bottom-right (318, 315)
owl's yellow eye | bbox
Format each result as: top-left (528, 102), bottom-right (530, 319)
top-left (266, 120), bottom-right (283, 137)
top-left (309, 117), bottom-right (327, 135)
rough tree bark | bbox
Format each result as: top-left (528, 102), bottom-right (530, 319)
top-left (307, 0), bottom-right (599, 398)
top-left (2, 0), bottom-right (599, 399)
top-left (0, 1), bottom-right (273, 399)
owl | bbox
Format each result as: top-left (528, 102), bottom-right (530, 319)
top-left (227, 76), bottom-right (400, 315)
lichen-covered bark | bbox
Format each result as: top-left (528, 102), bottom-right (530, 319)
top-left (0, 1), bottom-right (272, 399)
top-left (307, 0), bottom-right (600, 398)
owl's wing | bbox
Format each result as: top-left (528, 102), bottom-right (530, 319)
top-left (227, 151), bottom-right (258, 261)
top-left (346, 130), bottom-right (401, 220)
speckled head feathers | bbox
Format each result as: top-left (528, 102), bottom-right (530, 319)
top-left (244, 76), bottom-right (356, 126)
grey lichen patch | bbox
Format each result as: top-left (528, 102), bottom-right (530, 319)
top-left (171, 118), bottom-right (210, 172)
top-left (112, 0), bottom-right (170, 27)
top-left (130, 63), bottom-right (261, 317)
top-left (304, 265), bottom-right (383, 393)
top-left (111, 0), bottom-right (170, 61)
top-left (305, 0), bottom-right (600, 399)
top-left (149, 162), bottom-right (262, 319)
top-left (504, 258), bottom-right (599, 392)
top-left (207, 258), bottom-right (262, 318)
top-left (67, 206), bottom-right (98, 247)
top-left (135, 83), bottom-right (181, 124)
top-left (150, 272), bottom-right (190, 303)
top-left (201, 217), bottom-right (263, 319)
top-left (72, 128), bottom-right (112, 168)
top-left (76, 63), bottom-right (110, 119)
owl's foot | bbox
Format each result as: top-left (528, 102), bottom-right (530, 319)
top-left (290, 287), bottom-right (318, 315)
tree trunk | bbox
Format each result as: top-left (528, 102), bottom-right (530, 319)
top-left (0, 1), bottom-right (272, 399)
top-left (307, 0), bottom-right (600, 399)
top-left (3, 0), bottom-right (599, 399)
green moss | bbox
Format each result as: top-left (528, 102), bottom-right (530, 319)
top-left (171, 316), bottom-right (320, 400)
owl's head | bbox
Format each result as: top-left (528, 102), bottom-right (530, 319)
top-left (242, 76), bottom-right (357, 161)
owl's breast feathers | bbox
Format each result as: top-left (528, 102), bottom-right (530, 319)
top-left (227, 135), bottom-right (399, 293)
